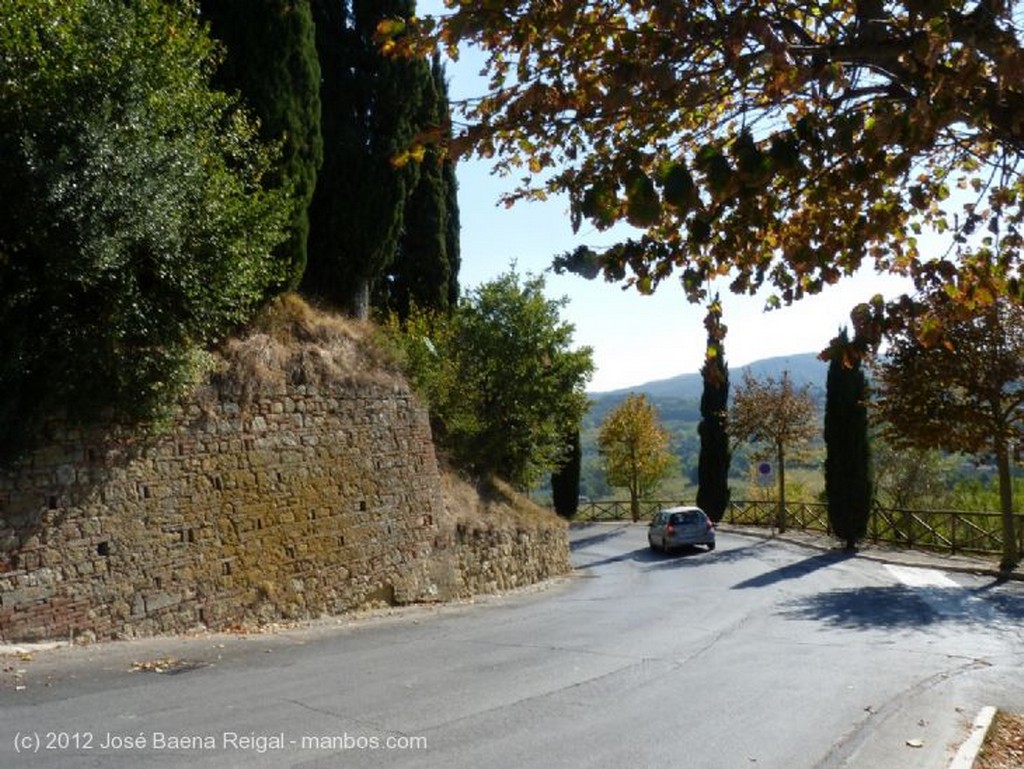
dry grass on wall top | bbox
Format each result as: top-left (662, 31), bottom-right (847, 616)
top-left (210, 293), bottom-right (405, 404)
top-left (442, 473), bottom-right (567, 533)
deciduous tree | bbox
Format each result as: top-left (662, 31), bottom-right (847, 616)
top-left (397, 1), bottom-right (1024, 323)
top-left (384, 271), bottom-right (593, 489)
top-left (730, 371), bottom-right (818, 532)
top-left (598, 394), bottom-right (674, 522)
top-left (873, 291), bottom-right (1024, 570)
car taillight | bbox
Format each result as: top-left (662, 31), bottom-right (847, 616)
top-left (666, 524), bottom-right (675, 535)
top-left (706, 521), bottom-right (714, 532)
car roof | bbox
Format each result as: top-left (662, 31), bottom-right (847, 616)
top-left (659, 506), bottom-right (705, 515)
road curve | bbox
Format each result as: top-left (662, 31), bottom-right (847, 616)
top-left (1, 523), bottom-right (1022, 769)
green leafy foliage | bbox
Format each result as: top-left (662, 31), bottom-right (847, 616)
top-left (383, 270), bottom-right (593, 489)
top-left (0, 0), bottom-right (289, 457)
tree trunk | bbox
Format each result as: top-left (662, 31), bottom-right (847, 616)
top-left (351, 279), bottom-right (370, 321)
top-left (996, 440), bottom-right (1019, 572)
top-left (776, 442), bottom-right (787, 533)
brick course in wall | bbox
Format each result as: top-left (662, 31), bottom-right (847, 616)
top-left (0, 382), bottom-right (569, 643)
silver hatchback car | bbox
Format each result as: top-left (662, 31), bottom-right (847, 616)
top-left (648, 506), bottom-right (716, 553)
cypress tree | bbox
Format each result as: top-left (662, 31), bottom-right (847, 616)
top-left (377, 55), bottom-right (459, 318)
top-left (551, 430), bottom-right (582, 519)
top-left (198, 0), bottom-right (322, 290)
top-left (438, 56), bottom-right (461, 309)
top-left (696, 295), bottom-right (731, 522)
top-left (305, 0), bottom-right (423, 318)
top-left (824, 328), bottom-right (872, 550)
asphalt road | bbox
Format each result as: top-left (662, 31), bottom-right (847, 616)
top-left (2, 524), bottom-right (1022, 769)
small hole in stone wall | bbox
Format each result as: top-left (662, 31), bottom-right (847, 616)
top-left (48, 495), bottom-right (59, 510)
top-left (222, 560), bottom-right (232, 576)
top-left (256, 518), bottom-right (263, 530)
top-left (338, 536), bottom-right (345, 547)
top-left (213, 477), bottom-right (223, 492)
top-left (187, 529), bottom-right (195, 543)
top-left (423, 515), bottom-right (433, 527)
top-left (85, 447), bottom-right (98, 464)
top-left (359, 501), bottom-right (367, 512)
top-left (154, 576), bottom-right (162, 589)
top-left (97, 541), bottom-right (110, 557)
top-left (309, 510), bottom-right (317, 521)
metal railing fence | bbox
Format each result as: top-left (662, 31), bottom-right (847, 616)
top-left (574, 499), bottom-right (1024, 558)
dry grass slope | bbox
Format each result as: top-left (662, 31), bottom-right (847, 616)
top-left (211, 293), bottom-right (404, 404)
top-left (443, 473), bottom-right (567, 533)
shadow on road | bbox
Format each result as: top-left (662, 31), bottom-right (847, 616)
top-left (569, 523), bottom-right (633, 552)
top-left (644, 541), bottom-right (769, 570)
top-left (573, 546), bottom-right (674, 570)
top-left (731, 550), bottom-right (855, 590)
top-left (574, 540), bottom-right (768, 571)
top-left (779, 582), bottom-right (1024, 631)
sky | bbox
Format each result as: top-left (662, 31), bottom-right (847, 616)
top-left (424, 3), bottom-right (916, 392)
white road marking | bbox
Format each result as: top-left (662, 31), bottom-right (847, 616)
top-left (884, 564), bottom-right (959, 588)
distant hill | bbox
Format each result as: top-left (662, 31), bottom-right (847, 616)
top-left (590, 351), bottom-right (828, 402)
top-left (579, 351), bottom-right (830, 498)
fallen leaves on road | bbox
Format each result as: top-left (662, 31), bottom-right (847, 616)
top-left (130, 657), bottom-right (205, 674)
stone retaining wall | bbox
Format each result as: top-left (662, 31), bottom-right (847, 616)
top-left (0, 381), bottom-right (569, 643)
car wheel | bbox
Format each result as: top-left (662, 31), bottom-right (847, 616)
top-left (706, 542), bottom-right (716, 551)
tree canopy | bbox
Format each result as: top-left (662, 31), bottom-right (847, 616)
top-left (396, 1), bottom-right (1024, 319)
top-left (598, 393), bottom-right (674, 521)
top-left (384, 270), bottom-right (593, 489)
top-left (873, 292), bottom-right (1024, 568)
top-left (0, 0), bottom-right (289, 455)
top-left (730, 370), bottom-right (818, 531)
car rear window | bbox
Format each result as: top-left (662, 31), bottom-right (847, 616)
top-left (670, 512), bottom-right (701, 524)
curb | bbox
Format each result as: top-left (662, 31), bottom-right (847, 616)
top-left (948, 706), bottom-right (997, 769)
